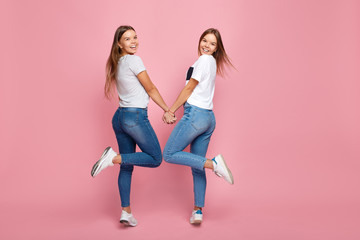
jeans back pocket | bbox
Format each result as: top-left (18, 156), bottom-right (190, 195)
top-left (190, 109), bottom-right (211, 131)
top-left (122, 110), bottom-right (139, 128)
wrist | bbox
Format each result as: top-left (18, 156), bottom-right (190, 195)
top-left (165, 109), bottom-right (175, 117)
top-left (168, 109), bottom-right (175, 115)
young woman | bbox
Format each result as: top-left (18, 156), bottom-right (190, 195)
top-left (163, 28), bottom-right (234, 225)
top-left (91, 25), bottom-right (174, 227)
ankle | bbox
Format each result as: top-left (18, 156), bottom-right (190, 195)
top-left (122, 206), bottom-right (131, 213)
top-left (112, 154), bottom-right (122, 164)
top-left (203, 159), bottom-right (214, 170)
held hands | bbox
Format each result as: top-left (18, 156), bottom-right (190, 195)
top-left (163, 110), bottom-right (177, 124)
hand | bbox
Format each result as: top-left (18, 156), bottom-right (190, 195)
top-left (162, 111), bottom-right (177, 124)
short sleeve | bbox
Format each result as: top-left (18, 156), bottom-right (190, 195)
top-left (191, 55), bottom-right (210, 82)
top-left (128, 55), bottom-right (146, 75)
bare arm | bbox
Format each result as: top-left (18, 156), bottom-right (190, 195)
top-left (162, 78), bottom-right (198, 124)
top-left (137, 70), bottom-right (169, 112)
top-left (168, 78), bottom-right (199, 113)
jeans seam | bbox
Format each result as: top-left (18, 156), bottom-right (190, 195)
top-left (166, 119), bottom-right (187, 159)
top-left (144, 118), bottom-right (162, 164)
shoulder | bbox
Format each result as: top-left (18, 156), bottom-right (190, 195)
top-left (198, 54), bottom-right (216, 64)
top-left (194, 54), bottom-right (215, 68)
top-left (200, 54), bottom-right (215, 61)
top-left (123, 55), bottom-right (145, 71)
top-left (124, 54), bottom-right (143, 64)
top-left (123, 55), bottom-right (146, 74)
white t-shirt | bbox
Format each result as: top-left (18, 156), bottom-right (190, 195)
top-left (116, 55), bottom-right (149, 108)
top-left (186, 54), bottom-right (217, 110)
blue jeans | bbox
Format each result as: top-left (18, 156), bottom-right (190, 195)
top-left (163, 102), bottom-right (216, 207)
top-left (112, 107), bottom-right (162, 207)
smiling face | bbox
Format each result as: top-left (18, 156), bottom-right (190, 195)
top-left (199, 33), bottom-right (217, 56)
top-left (118, 30), bottom-right (138, 55)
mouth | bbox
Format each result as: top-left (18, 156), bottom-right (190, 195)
top-left (130, 45), bottom-right (137, 50)
top-left (202, 48), bottom-right (209, 53)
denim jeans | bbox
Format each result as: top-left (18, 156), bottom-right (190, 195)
top-left (112, 107), bottom-right (162, 207)
top-left (163, 102), bottom-right (216, 207)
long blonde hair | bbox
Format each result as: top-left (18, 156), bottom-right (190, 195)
top-left (104, 25), bottom-right (135, 99)
top-left (198, 28), bottom-right (234, 76)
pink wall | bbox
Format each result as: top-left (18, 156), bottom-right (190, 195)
top-left (1, 0), bottom-right (359, 239)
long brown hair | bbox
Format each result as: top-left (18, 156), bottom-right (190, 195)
top-left (197, 28), bottom-right (234, 76)
top-left (105, 25), bottom-right (135, 99)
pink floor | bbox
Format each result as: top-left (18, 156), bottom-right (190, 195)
top-left (1, 162), bottom-right (359, 239)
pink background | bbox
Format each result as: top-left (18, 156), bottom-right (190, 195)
top-left (1, 0), bottom-right (360, 239)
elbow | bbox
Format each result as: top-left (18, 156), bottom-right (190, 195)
top-left (146, 86), bottom-right (158, 96)
top-left (183, 88), bottom-right (194, 100)
top-left (184, 85), bottom-right (193, 92)
top-left (184, 85), bottom-right (195, 95)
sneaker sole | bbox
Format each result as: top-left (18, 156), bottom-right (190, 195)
top-left (190, 213), bottom-right (203, 225)
top-left (120, 219), bottom-right (137, 227)
top-left (190, 219), bottom-right (202, 225)
top-left (217, 154), bottom-right (234, 184)
top-left (91, 147), bottom-right (111, 177)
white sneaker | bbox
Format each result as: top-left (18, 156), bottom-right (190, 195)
top-left (213, 154), bottom-right (234, 184)
top-left (91, 147), bottom-right (117, 177)
top-left (190, 209), bottom-right (203, 224)
top-left (120, 210), bottom-right (138, 227)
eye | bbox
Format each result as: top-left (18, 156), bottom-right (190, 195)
top-left (134, 36), bottom-right (137, 39)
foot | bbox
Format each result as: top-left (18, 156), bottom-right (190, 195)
top-left (190, 209), bottom-right (203, 225)
top-left (120, 210), bottom-right (138, 227)
top-left (212, 154), bottom-right (234, 184)
top-left (91, 147), bottom-right (117, 177)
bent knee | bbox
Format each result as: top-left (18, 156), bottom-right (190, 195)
top-left (162, 148), bottom-right (173, 163)
top-left (192, 167), bottom-right (205, 175)
top-left (152, 154), bottom-right (162, 167)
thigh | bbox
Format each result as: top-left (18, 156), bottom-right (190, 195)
top-left (165, 107), bottom-right (210, 154)
top-left (190, 111), bottom-right (215, 157)
top-left (115, 130), bottom-right (137, 154)
top-left (112, 109), bottom-right (136, 154)
top-left (121, 109), bottom-right (161, 158)
top-left (190, 131), bottom-right (212, 157)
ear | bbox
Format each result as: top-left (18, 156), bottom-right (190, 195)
top-left (117, 43), bottom-right (122, 49)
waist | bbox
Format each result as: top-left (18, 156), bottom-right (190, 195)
top-left (184, 102), bottom-right (213, 112)
top-left (118, 107), bottom-right (147, 112)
